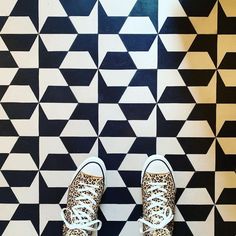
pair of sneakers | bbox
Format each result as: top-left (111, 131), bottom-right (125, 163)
top-left (61, 155), bottom-right (176, 236)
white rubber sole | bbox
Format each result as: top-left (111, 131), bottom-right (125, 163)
top-left (141, 154), bottom-right (174, 183)
top-left (72, 156), bottom-right (107, 187)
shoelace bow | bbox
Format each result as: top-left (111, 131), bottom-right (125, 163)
top-left (61, 182), bottom-right (102, 236)
top-left (139, 182), bottom-right (173, 234)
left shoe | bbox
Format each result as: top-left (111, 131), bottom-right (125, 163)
top-left (61, 157), bottom-right (106, 236)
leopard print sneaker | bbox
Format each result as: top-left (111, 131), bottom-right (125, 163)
top-left (61, 157), bottom-right (106, 236)
top-left (139, 155), bottom-right (176, 236)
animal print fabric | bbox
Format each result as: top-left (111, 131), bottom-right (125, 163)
top-left (141, 172), bottom-right (175, 236)
top-left (63, 172), bottom-right (105, 236)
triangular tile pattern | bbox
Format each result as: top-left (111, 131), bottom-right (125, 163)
top-left (0, 0), bottom-right (236, 235)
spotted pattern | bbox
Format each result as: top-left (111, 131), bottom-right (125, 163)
top-left (63, 172), bottom-right (105, 236)
top-left (141, 172), bottom-right (175, 236)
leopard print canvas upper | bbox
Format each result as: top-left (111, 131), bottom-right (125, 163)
top-left (63, 172), bottom-right (105, 236)
top-left (141, 172), bottom-right (175, 236)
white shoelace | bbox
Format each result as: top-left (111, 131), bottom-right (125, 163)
top-left (61, 182), bottom-right (102, 236)
top-left (138, 182), bottom-right (173, 234)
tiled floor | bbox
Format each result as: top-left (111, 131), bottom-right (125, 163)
top-left (0, 0), bottom-right (236, 235)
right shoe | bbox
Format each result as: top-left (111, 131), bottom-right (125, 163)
top-left (61, 157), bottom-right (106, 236)
top-left (139, 155), bottom-right (176, 236)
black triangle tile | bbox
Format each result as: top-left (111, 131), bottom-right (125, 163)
top-left (102, 187), bottom-right (135, 204)
top-left (2, 34), bottom-right (37, 51)
top-left (12, 204), bottom-right (39, 234)
top-left (177, 205), bottom-right (214, 221)
top-left (41, 221), bottom-right (63, 236)
top-left (157, 106), bottom-right (185, 137)
top-left (11, 0), bottom-right (38, 30)
top-left (119, 104), bottom-right (155, 120)
top-left (165, 155), bottom-right (194, 171)
top-left (39, 173), bottom-right (66, 203)
top-left (129, 70), bottom-right (157, 99)
top-left (129, 137), bottom-right (156, 155)
top-left (70, 34), bottom-right (98, 66)
top-left (100, 121), bottom-right (135, 137)
top-left (0, 187), bottom-right (18, 203)
top-left (59, 0), bottom-right (97, 16)
top-left (130, 0), bottom-right (158, 31)
top-left (179, 0), bottom-right (216, 16)
top-left (0, 51), bottom-right (18, 67)
top-left (100, 52), bottom-right (136, 69)
top-left (187, 172), bottom-right (215, 202)
top-left (0, 120), bottom-right (18, 136)
top-left (98, 2), bottom-right (126, 34)
top-left (39, 38), bottom-right (67, 68)
top-left (215, 140), bottom-right (236, 171)
top-left (159, 17), bottom-right (196, 34)
top-left (179, 70), bottom-right (215, 86)
top-left (188, 104), bottom-right (216, 135)
top-left (61, 137), bottom-right (97, 153)
top-left (2, 103), bottom-right (37, 119)
top-left (11, 69), bottom-right (39, 99)
top-left (2, 171), bottom-right (37, 187)
top-left (11, 137), bottom-right (39, 168)
top-left (158, 38), bottom-right (186, 69)
top-left (218, 3), bottom-right (236, 34)
top-left (41, 154), bottom-right (77, 171)
top-left (98, 72), bottom-right (126, 103)
top-left (40, 17), bottom-right (76, 34)
top-left (119, 171), bottom-right (141, 187)
top-left (70, 104), bottom-right (98, 133)
top-left (60, 69), bottom-right (97, 86)
top-left (177, 137), bottom-right (214, 154)
top-left (189, 35), bottom-right (217, 66)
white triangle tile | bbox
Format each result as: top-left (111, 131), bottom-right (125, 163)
top-left (100, 0), bottom-right (137, 16)
top-left (99, 137), bottom-right (135, 154)
top-left (99, 104), bottom-right (126, 134)
top-left (39, 69), bottom-right (67, 100)
top-left (129, 37), bottom-right (157, 69)
top-left (40, 34), bottom-right (77, 51)
top-left (100, 204), bottom-right (135, 221)
top-left (61, 120), bottom-right (97, 137)
top-left (106, 170), bottom-right (126, 187)
top-left (120, 17), bottom-right (157, 34)
top-left (129, 106), bottom-right (156, 137)
top-left (99, 69), bottom-right (136, 87)
top-left (99, 34), bottom-right (126, 66)
top-left (11, 106), bottom-right (38, 136)
top-left (0, 68), bottom-right (18, 85)
top-left (39, 0), bottom-right (67, 30)
top-left (70, 2), bottom-right (98, 34)
top-left (0, 137), bottom-right (18, 153)
top-left (0, 0), bottom-right (17, 16)
top-left (0, 204), bottom-right (18, 220)
top-left (118, 154), bottom-right (148, 171)
top-left (60, 51), bottom-right (97, 69)
top-left (1, 85), bottom-right (37, 103)
top-left (40, 103), bottom-right (77, 120)
top-left (70, 73), bottom-right (98, 103)
top-left (1, 17), bottom-right (37, 34)
top-left (119, 87), bottom-right (156, 104)
top-left (128, 187), bottom-right (142, 204)
top-left (40, 137), bottom-right (68, 168)
top-left (12, 173), bottom-right (39, 204)
top-left (3, 220), bottom-right (38, 236)
top-left (1, 153), bottom-right (37, 171)
top-left (11, 37), bottom-right (38, 68)
top-left (119, 221), bottom-right (140, 236)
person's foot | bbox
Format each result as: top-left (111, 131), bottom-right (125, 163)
top-left (61, 157), bottom-right (106, 236)
top-left (139, 155), bottom-right (175, 236)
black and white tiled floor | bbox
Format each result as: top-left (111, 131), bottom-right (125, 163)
top-left (0, 0), bottom-right (236, 235)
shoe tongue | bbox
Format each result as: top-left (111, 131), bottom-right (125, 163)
top-left (150, 228), bottom-right (171, 236)
top-left (67, 228), bottom-right (91, 236)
